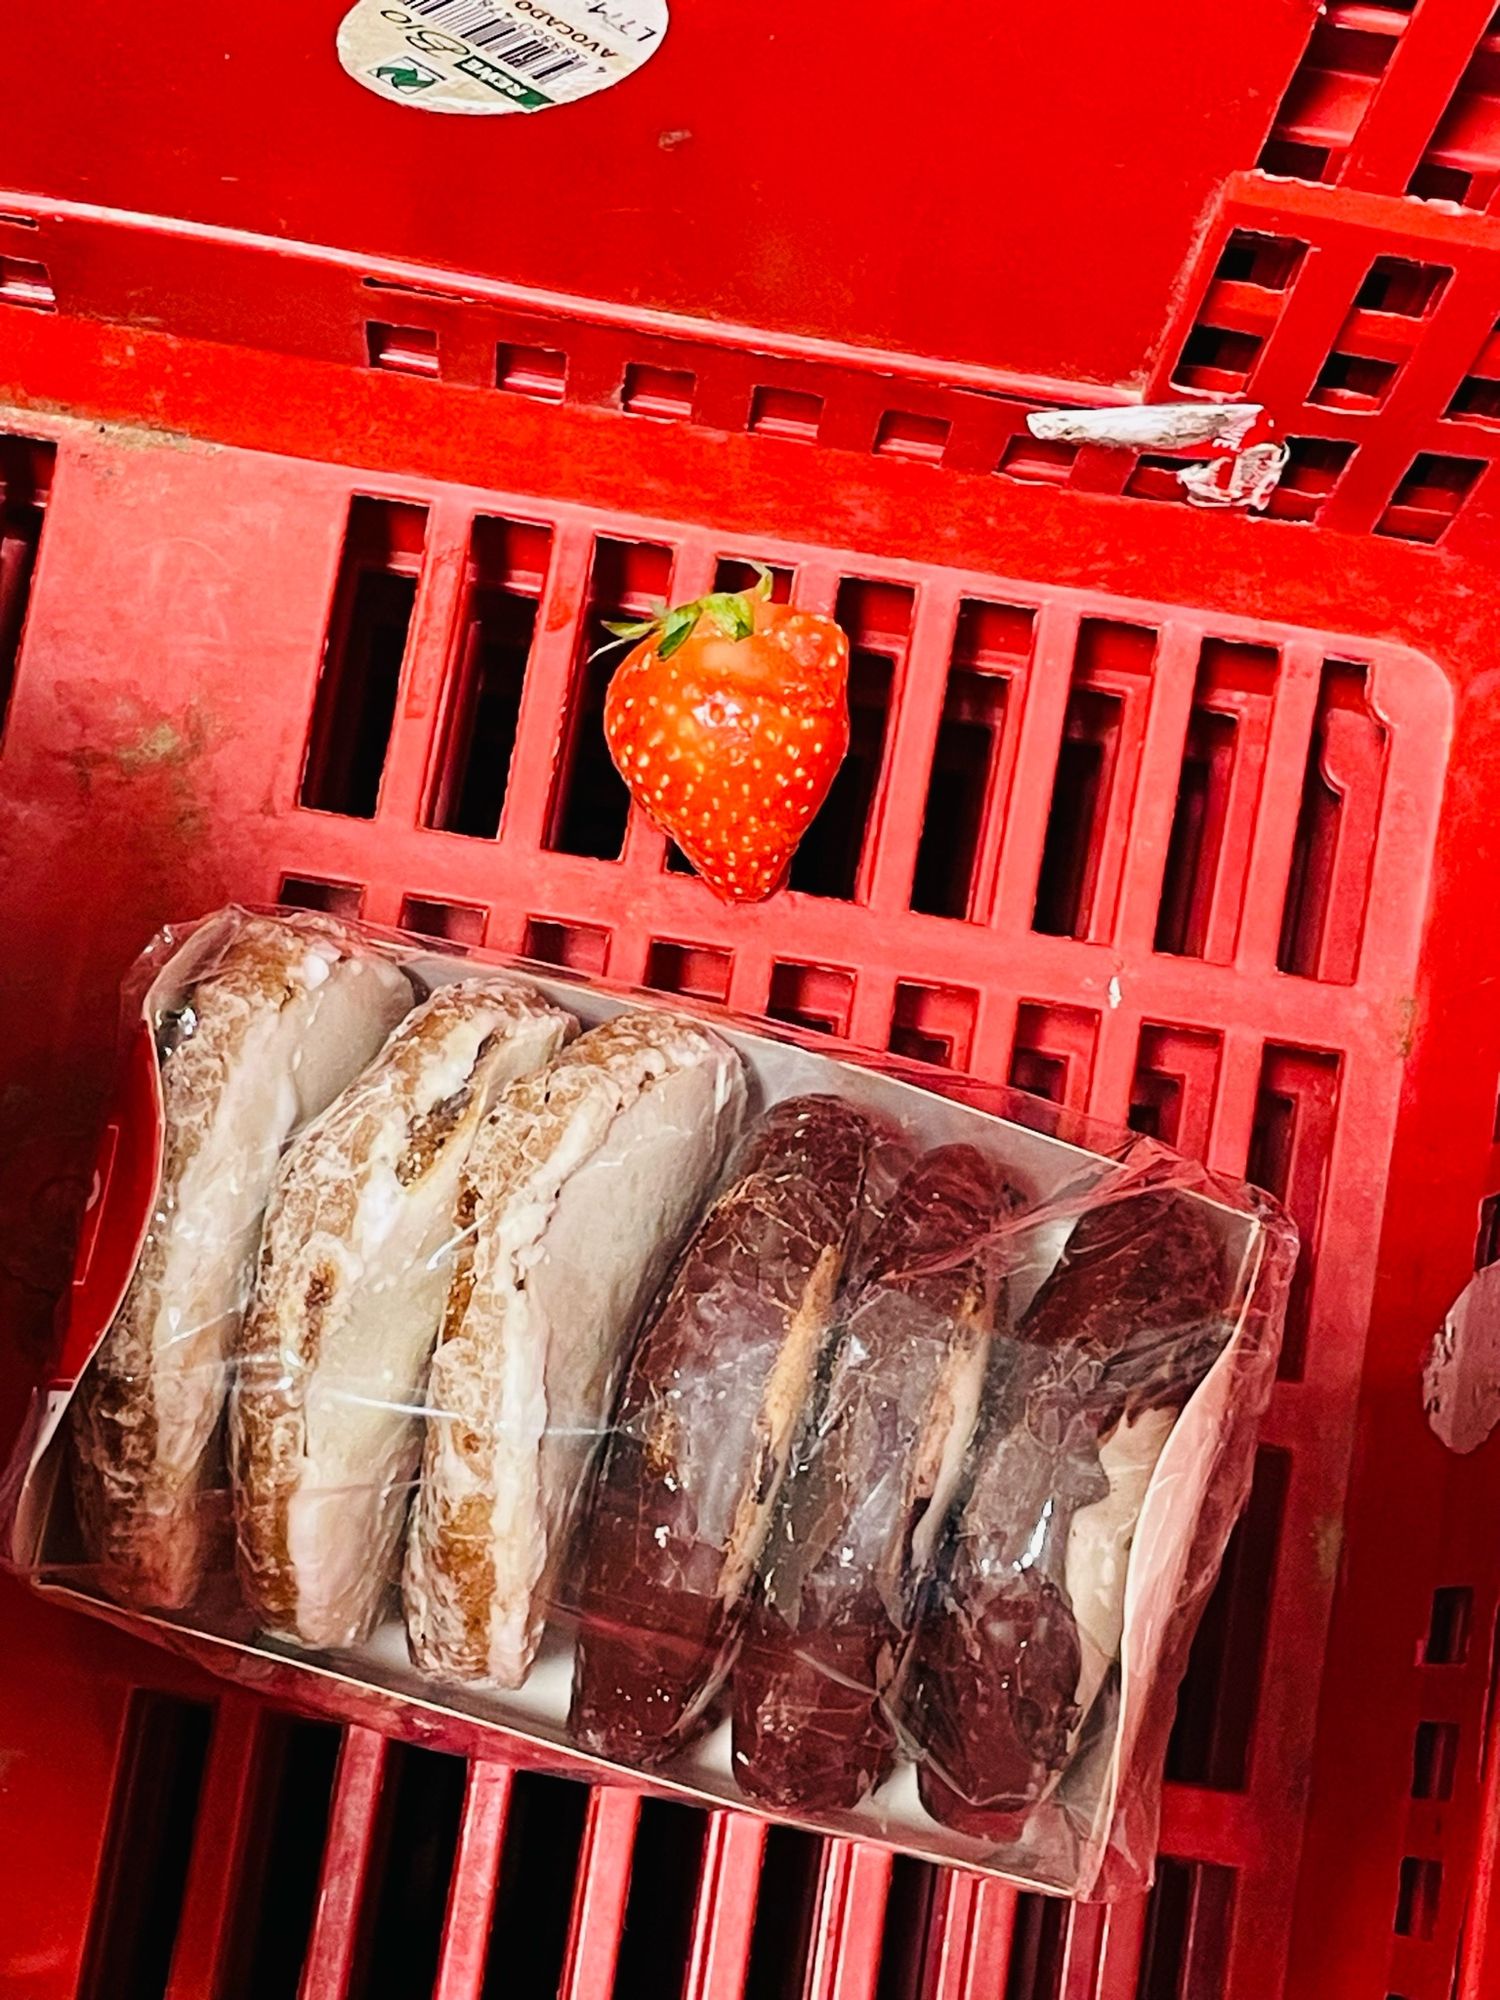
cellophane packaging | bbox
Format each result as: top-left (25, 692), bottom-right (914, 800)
top-left (2, 906), bottom-right (1296, 1899)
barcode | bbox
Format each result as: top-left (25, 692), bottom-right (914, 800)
top-left (407, 0), bottom-right (592, 82)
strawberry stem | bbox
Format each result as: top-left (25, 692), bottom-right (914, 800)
top-left (594, 564), bottom-right (773, 662)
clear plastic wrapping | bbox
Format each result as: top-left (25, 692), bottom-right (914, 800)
top-left (2, 906), bottom-right (1296, 1898)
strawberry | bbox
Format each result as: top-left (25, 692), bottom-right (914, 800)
top-left (602, 569), bottom-right (851, 903)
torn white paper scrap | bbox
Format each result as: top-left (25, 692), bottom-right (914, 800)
top-left (1026, 402), bottom-right (1289, 511)
top-left (1179, 439), bottom-right (1290, 510)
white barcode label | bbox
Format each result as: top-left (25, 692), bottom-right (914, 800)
top-left (337, 0), bottom-right (667, 116)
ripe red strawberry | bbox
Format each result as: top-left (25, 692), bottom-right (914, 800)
top-left (602, 570), bottom-right (851, 902)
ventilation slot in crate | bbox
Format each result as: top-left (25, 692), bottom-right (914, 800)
top-left (1393, 1856), bottom-right (1441, 1940)
top-left (365, 321), bottom-right (439, 377)
top-left (497, 343), bottom-right (567, 401)
top-left (873, 1857), bottom-right (936, 2000)
top-left (1129, 1023), bottom-right (1223, 1161)
top-left (1357, 256), bottom-right (1451, 316)
top-left (351, 1744), bottom-right (466, 2000)
top-left (1409, 160), bottom-right (1474, 203)
top-left (888, 980), bottom-right (978, 1069)
top-left (1247, 1045), bottom-right (1340, 1381)
top-left (1169, 1446), bottom-right (1291, 1789)
top-left (748, 386), bottom-right (823, 441)
top-left (1172, 324), bottom-right (1263, 394)
top-left (1136, 1859), bottom-right (1237, 2000)
top-left (1409, 40), bottom-right (1500, 209)
top-left (1033, 619), bottom-right (1156, 942)
top-left (1215, 230), bottom-right (1308, 291)
top-left (524, 916), bottom-right (610, 973)
top-left (789, 578), bottom-right (911, 901)
top-left (1454, 317), bottom-right (1500, 414)
top-left (0, 252), bottom-right (54, 309)
top-left (997, 432), bottom-right (1079, 484)
top-left (612, 1800), bottom-right (708, 2000)
top-left (77, 1692), bottom-right (214, 2000)
top-left (1004, 1894), bottom-right (1069, 2000)
top-left (1258, 16), bottom-right (1403, 185)
top-left (1268, 438), bottom-right (1358, 524)
top-left (768, 960), bottom-right (855, 1037)
top-left (1259, 136), bottom-right (1335, 180)
top-left (1426, 1584), bottom-right (1473, 1665)
top-left (1312, 349), bottom-right (1400, 410)
top-left (1278, 661), bottom-right (1387, 982)
top-left (1476, 1192), bottom-right (1500, 1271)
top-left (547, 536), bottom-right (672, 859)
top-left (279, 873), bottom-right (365, 918)
top-left (0, 432), bottom-right (55, 741)
top-left (399, 894), bottom-right (487, 947)
top-left (1450, 372), bottom-right (1500, 422)
top-left (1009, 1001), bottom-right (1098, 1109)
top-left (622, 364), bottom-right (696, 420)
top-left (1411, 1720), bottom-right (1459, 1801)
top-left (1376, 453), bottom-right (1487, 542)
top-left (218, 1719), bottom-right (342, 2000)
top-left (301, 496), bottom-right (427, 818)
top-left (912, 599), bottom-right (1034, 921)
top-left (744, 1827), bottom-right (824, 2000)
top-left (485, 1774), bottom-right (590, 2000)
top-left (715, 555), bottom-right (794, 599)
top-left (873, 410), bottom-right (951, 462)
top-left (1482, 1599), bottom-right (1500, 1787)
top-left (645, 937), bottom-right (733, 1001)
top-left (1155, 640), bottom-right (1277, 962)
top-left (427, 514), bottom-right (552, 839)
top-left (1126, 453), bottom-right (1198, 504)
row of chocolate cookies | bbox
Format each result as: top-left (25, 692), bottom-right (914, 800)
top-left (567, 1104), bottom-right (1021, 1798)
top-left (570, 1097), bottom-right (1231, 1837)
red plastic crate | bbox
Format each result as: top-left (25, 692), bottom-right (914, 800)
top-left (5, 7), bottom-right (1500, 2000)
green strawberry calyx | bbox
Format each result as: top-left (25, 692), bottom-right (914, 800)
top-left (598, 564), bottom-right (774, 662)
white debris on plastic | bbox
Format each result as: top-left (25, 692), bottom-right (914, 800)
top-left (1027, 401), bottom-right (1290, 511)
top-left (1425, 1263), bottom-right (1500, 1453)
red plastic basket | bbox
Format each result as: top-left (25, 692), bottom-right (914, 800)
top-left (4, 6), bottom-right (1500, 1999)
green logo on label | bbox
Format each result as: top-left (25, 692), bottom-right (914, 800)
top-left (374, 61), bottom-right (440, 91)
